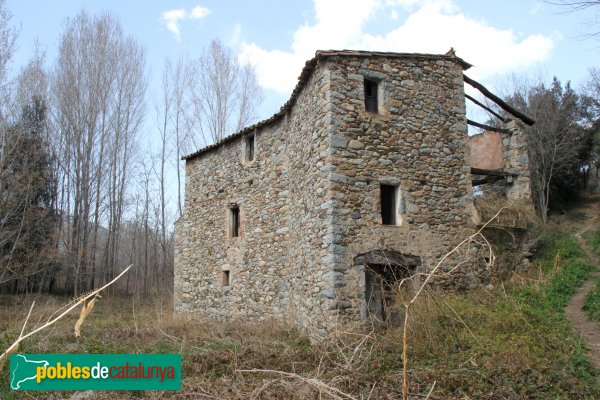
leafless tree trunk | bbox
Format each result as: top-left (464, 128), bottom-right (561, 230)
top-left (0, 0), bottom-right (17, 167)
top-left (189, 39), bottom-right (263, 145)
top-left (52, 11), bottom-right (146, 295)
top-left (504, 76), bottom-right (589, 222)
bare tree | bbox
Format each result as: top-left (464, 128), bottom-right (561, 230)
top-left (14, 44), bottom-right (47, 111)
top-left (52, 11), bottom-right (146, 295)
top-left (0, 0), bottom-right (17, 92)
top-left (236, 63), bottom-right (263, 132)
top-left (585, 67), bottom-right (600, 110)
top-left (189, 39), bottom-right (263, 145)
top-left (136, 41), bottom-right (263, 297)
top-left (584, 68), bottom-right (600, 179)
top-left (156, 56), bottom-right (200, 219)
top-left (506, 77), bottom-right (591, 222)
top-left (154, 61), bottom-right (175, 288)
top-left (169, 57), bottom-right (195, 216)
top-left (545, 0), bottom-right (600, 38)
top-left (0, 2), bottom-right (59, 293)
top-left (0, 0), bottom-right (18, 163)
top-left (547, 0), bottom-right (600, 10)
top-left (100, 34), bottom-right (146, 290)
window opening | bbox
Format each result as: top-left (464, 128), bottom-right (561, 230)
top-left (245, 134), bottom-right (255, 161)
top-left (222, 270), bottom-right (230, 287)
top-left (380, 184), bottom-right (397, 225)
top-left (229, 206), bottom-right (240, 237)
top-left (364, 79), bottom-right (378, 113)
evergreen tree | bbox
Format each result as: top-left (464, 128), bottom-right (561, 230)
top-left (0, 96), bottom-right (58, 293)
top-left (506, 78), bottom-right (593, 220)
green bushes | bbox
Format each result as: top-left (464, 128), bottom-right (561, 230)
top-left (584, 229), bottom-right (600, 322)
top-left (400, 231), bottom-right (598, 398)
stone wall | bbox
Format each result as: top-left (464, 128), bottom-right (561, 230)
top-left (175, 52), bottom-right (479, 334)
top-left (503, 120), bottom-right (532, 202)
top-left (467, 118), bottom-right (534, 232)
top-left (174, 60), bottom-right (334, 330)
top-left (468, 121), bottom-right (532, 203)
top-left (318, 55), bottom-right (475, 323)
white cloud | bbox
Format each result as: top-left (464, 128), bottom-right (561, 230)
top-left (529, 2), bottom-right (544, 15)
top-left (160, 6), bottom-right (211, 41)
top-left (386, 0), bottom-right (456, 12)
top-left (190, 6), bottom-right (210, 20)
top-left (161, 9), bottom-right (187, 41)
top-left (229, 23), bottom-right (243, 46)
top-left (239, 0), bottom-right (554, 95)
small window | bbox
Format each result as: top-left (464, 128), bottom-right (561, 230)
top-left (222, 270), bottom-right (230, 287)
top-left (364, 79), bottom-right (378, 113)
top-left (229, 206), bottom-right (240, 237)
top-left (245, 134), bottom-right (255, 161)
top-left (380, 184), bottom-right (397, 225)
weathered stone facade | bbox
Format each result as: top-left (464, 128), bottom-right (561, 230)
top-left (175, 50), bottom-right (483, 334)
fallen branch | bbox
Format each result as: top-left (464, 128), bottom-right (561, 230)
top-left (0, 265), bottom-right (133, 370)
top-left (425, 381), bottom-right (436, 400)
top-left (237, 369), bottom-right (358, 400)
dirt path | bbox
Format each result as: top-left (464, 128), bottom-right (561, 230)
top-left (565, 196), bottom-right (600, 368)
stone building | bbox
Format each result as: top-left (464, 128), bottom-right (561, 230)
top-left (470, 124), bottom-right (532, 204)
top-left (174, 50), bottom-right (532, 334)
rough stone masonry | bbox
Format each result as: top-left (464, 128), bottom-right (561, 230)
top-left (174, 50), bottom-right (530, 335)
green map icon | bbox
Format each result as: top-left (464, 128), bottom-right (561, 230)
top-left (9, 353), bottom-right (181, 390)
top-left (10, 354), bottom-right (49, 390)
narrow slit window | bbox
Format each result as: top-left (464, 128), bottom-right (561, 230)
top-left (222, 270), bottom-right (230, 287)
top-left (229, 206), bottom-right (240, 237)
top-left (380, 184), bottom-right (397, 225)
top-left (364, 79), bottom-right (378, 113)
top-left (245, 134), bottom-right (255, 161)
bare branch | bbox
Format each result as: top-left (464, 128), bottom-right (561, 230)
top-left (0, 264), bottom-right (132, 369)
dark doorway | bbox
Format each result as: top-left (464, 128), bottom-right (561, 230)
top-left (356, 250), bottom-right (421, 325)
top-left (365, 264), bottom-right (411, 325)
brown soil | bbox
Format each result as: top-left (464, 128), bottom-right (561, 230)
top-left (565, 195), bottom-right (600, 368)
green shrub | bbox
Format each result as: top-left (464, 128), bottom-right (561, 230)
top-left (584, 280), bottom-right (600, 321)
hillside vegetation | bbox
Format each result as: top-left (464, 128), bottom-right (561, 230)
top-left (584, 229), bottom-right (600, 322)
top-left (1, 217), bottom-right (599, 399)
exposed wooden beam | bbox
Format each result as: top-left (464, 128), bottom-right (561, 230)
top-left (464, 74), bottom-right (535, 126)
top-left (467, 119), bottom-right (511, 134)
top-left (471, 167), bottom-right (517, 177)
top-left (472, 175), bottom-right (504, 186)
top-left (465, 94), bottom-right (509, 123)
top-left (354, 250), bottom-right (421, 267)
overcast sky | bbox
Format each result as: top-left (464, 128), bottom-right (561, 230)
top-left (6, 0), bottom-right (600, 121)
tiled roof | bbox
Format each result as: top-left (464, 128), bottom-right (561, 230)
top-left (183, 49), bottom-right (472, 161)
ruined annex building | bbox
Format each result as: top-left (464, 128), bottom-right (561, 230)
top-left (174, 50), bottom-right (533, 333)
